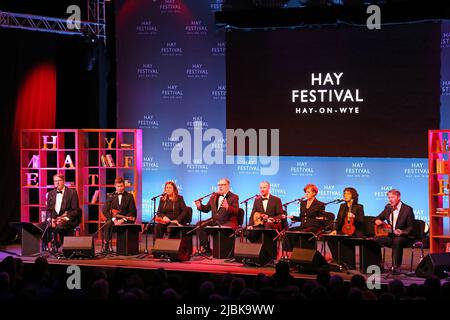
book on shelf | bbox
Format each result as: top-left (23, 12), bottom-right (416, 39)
top-left (100, 154), bottom-right (107, 167)
top-left (90, 190), bottom-right (100, 204)
top-left (436, 159), bottom-right (449, 174)
top-left (105, 154), bottom-right (115, 167)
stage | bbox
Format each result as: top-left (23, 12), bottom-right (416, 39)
top-left (0, 239), bottom-right (436, 287)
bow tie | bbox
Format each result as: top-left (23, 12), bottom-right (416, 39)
top-left (56, 190), bottom-right (63, 194)
top-left (262, 198), bottom-right (269, 201)
top-left (117, 193), bottom-right (123, 195)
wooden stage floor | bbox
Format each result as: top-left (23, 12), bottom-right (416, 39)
top-left (0, 239), bottom-right (435, 286)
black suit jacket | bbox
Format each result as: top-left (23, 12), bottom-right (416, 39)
top-left (292, 198), bottom-right (325, 230)
top-left (375, 202), bottom-right (415, 236)
top-left (336, 203), bottom-right (365, 237)
top-left (102, 191), bottom-right (137, 221)
top-left (199, 192), bottom-right (239, 229)
top-left (46, 188), bottom-right (81, 224)
top-left (157, 195), bottom-right (189, 224)
top-left (249, 195), bottom-right (284, 225)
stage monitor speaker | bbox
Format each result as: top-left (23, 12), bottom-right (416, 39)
top-left (234, 242), bottom-right (270, 266)
top-left (290, 248), bottom-right (328, 274)
top-left (152, 238), bottom-right (190, 261)
top-left (62, 236), bottom-right (94, 259)
top-left (415, 253), bottom-right (450, 279)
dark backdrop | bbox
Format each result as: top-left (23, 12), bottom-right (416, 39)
top-left (0, 8), bottom-right (116, 242)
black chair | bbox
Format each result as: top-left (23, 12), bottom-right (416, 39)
top-left (182, 206), bottom-right (193, 225)
top-left (375, 218), bottom-right (426, 272)
top-left (409, 219), bottom-right (426, 272)
top-left (363, 216), bottom-right (376, 238)
top-left (321, 211), bottom-right (335, 231)
top-left (236, 208), bottom-right (245, 243)
top-left (237, 208), bottom-right (245, 226)
top-left (319, 211), bottom-right (335, 255)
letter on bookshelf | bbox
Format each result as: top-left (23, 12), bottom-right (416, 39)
top-left (101, 155), bottom-right (107, 167)
top-left (437, 178), bottom-right (449, 195)
top-left (88, 174), bottom-right (99, 185)
top-left (27, 155), bottom-right (40, 168)
top-left (124, 156), bottom-right (133, 168)
top-left (42, 135), bottom-right (57, 150)
top-left (91, 190), bottom-right (100, 204)
top-left (63, 154), bottom-right (75, 168)
top-left (26, 173), bottom-right (39, 186)
top-left (105, 154), bottom-right (115, 167)
top-left (105, 138), bottom-right (115, 149)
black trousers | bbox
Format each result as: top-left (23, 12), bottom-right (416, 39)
top-left (154, 223), bottom-right (171, 239)
top-left (103, 220), bottom-right (133, 242)
top-left (327, 240), bottom-right (356, 269)
top-left (247, 227), bottom-right (278, 261)
top-left (38, 220), bottom-right (77, 246)
top-left (374, 236), bottom-right (411, 268)
top-left (197, 222), bottom-right (235, 249)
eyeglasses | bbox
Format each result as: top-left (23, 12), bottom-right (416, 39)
top-left (217, 184), bottom-right (227, 186)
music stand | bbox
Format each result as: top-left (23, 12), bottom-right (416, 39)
top-left (350, 237), bottom-right (382, 273)
top-left (113, 224), bottom-right (141, 255)
top-left (321, 233), bottom-right (354, 271)
top-left (285, 231), bottom-right (317, 250)
top-left (168, 225), bottom-right (196, 257)
top-left (247, 228), bottom-right (278, 264)
top-left (204, 226), bottom-right (234, 259)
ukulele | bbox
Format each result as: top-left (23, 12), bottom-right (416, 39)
top-left (253, 212), bottom-right (283, 230)
top-left (374, 222), bottom-right (392, 237)
top-left (341, 204), bottom-right (355, 236)
top-left (154, 216), bottom-right (180, 225)
top-left (110, 209), bottom-right (136, 222)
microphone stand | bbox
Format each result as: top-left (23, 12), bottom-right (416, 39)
top-left (240, 194), bottom-right (258, 243)
top-left (279, 198), bottom-right (302, 259)
top-left (190, 192), bottom-right (215, 259)
top-left (150, 193), bottom-right (162, 246)
top-left (136, 222), bottom-right (152, 259)
top-left (94, 220), bottom-right (115, 258)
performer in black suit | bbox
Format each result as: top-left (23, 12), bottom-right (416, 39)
top-left (283, 184), bottom-right (325, 252)
top-left (40, 174), bottom-right (81, 249)
top-left (155, 181), bottom-right (189, 239)
top-left (328, 187), bottom-right (365, 266)
top-left (334, 187), bottom-right (365, 237)
top-left (101, 177), bottom-right (137, 252)
top-left (248, 181), bottom-right (286, 235)
top-left (247, 181), bottom-right (286, 262)
top-left (194, 178), bottom-right (239, 255)
top-left (374, 189), bottom-right (414, 271)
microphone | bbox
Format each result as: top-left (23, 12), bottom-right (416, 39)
top-left (335, 198), bottom-right (345, 203)
top-left (240, 194), bottom-right (259, 204)
top-left (150, 193), bottom-right (165, 200)
top-left (195, 192), bottom-right (215, 202)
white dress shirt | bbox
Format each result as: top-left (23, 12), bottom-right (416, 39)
top-left (391, 201), bottom-right (402, 229)
top-left (55, 188), bottom-right (65, 214)
top-left (262, 194), bottom-right (270, 212)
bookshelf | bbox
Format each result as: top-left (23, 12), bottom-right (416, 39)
top-left (20, 129), bottom-right (142, 238)
top-left (79, 129), bottom-right (142, 238)
top-left (428, 130), bottom-right (450, 253)
top-left (20, 129), bottom-right (80, 225)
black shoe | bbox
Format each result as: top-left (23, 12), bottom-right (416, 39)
top-left (202, 247), bottom-right (212, 256)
